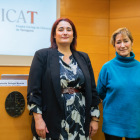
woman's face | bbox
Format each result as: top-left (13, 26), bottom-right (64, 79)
top-left (114, 33), bottom-right (133, 57)
top-left (54, 21), bottom-right (73, 46)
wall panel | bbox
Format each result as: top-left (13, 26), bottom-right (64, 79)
top-left (110, 0), bottom-right (140, 19)
top-left (110, 0), bottom-right (140, 61)
top-left (64, 0), bottom-right (109, 18)
top-left (110, 17), bottom-right (140, 36)
top-left (77, 36), bottom-right (108, 53)
top-left (133, 36), bottom-right (140, 53)
top-left (60, 0), bottom-right (66, 15)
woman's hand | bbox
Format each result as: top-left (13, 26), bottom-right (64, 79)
top-left (89, 119), bottom-right (99, 138)
top-left (33, 112), bottom-right (49, 139)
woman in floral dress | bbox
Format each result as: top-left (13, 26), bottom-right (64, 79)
top-left (27, 18), bottom-right (100, 140)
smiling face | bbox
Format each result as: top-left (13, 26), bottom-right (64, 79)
top-left (114, 33), bottom-right (133, 57)
top-left (54, 21), bottom-right (73, 47)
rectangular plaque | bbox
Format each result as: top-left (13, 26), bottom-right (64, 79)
top-left (0, 80), bottom-right (27, 86)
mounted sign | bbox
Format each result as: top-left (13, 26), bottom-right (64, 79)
top-left (0, 80), bottom-right (27, 86)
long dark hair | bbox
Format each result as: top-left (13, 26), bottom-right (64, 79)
top-left (50, 18), bottom-right (77, 50)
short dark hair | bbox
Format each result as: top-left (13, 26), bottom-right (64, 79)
top-left (50, 18), bottom-right (77, 50)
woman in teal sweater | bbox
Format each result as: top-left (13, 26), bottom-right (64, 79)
top-left (97, 27), bottom-right (140, 140)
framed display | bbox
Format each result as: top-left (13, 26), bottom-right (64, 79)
top-left (0, 0), bottom-right (60, 66)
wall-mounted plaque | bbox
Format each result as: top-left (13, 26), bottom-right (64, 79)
top-left (5, 91), bottom-right (25, 117)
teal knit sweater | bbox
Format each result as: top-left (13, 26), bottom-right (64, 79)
top-left (97, 52), bottom-right (140, 138)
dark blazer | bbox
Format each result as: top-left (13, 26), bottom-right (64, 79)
top-left (27, 48), bottom-right (100, 139)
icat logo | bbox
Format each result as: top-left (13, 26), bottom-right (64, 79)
top-left (1, 9), bottom-right (37, 24)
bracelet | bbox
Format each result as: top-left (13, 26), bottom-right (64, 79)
top-left (91, 118), bottom-right (100, 122)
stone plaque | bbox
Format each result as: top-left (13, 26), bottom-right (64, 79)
top-left (5, 91), bottom-right (25, 117)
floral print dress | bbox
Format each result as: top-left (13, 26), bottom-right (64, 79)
top-left (28, 51), bottom-right (100, 140)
